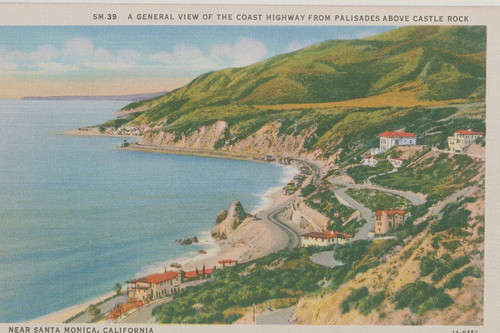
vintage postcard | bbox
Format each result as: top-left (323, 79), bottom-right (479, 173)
top-left (0, 2), bottom-right (498, 333)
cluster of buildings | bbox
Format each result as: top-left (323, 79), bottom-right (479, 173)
top-left (126, 259), bottom-right (237, 302)
top-left (102, 126), bottom-right (143, 136)
top-left (300, 230), bottom-right (352, 247)
top-left (362, 128), bottom-right (484, 168)
top-left (363, 131), bottom-right (417, 168)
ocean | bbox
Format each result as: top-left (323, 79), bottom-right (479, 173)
top-left (0, 100), bottom-right (288, 322)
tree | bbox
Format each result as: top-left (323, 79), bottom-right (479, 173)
top-left (115, 283), bottom-right (122, 295)
top-left (88, 304), bottom-right (101, 319)
top-left (202, 264), bottom-right (206, 279)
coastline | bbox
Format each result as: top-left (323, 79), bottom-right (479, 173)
top-left (33, 133), bottom-right (303, 323)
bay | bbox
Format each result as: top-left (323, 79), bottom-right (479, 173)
top-left (0, 100), bottom-right (286, 322)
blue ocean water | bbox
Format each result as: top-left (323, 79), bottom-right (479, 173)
top-left (0, 100), bottom-right (286, 322)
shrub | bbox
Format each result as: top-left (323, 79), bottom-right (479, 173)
top-left (432, 256), bottom-right (471, 282)
top-left (442, 240), bottom-right (461, 252)
top-left (431, 205), bottom-right (471, 234)
top-left (395, 281), bottom-right (453, 314)
top-left (444, 266), bottom-right (482, 289)
top-left (358, 292), bottom-right (385, 315)
top-left (341, 287), bottom-right (369, 313)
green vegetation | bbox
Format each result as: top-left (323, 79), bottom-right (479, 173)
top-left (153, 247), bottom-right (329, 324)
top-left (341, 288), bottom-right (386, 316)
top-left (431, 203), bottom-right (472, 234)
top-left (114, 283), bottom-right (122, 295)
top-left (374, 153), bottom-right (480, 202)
top-left (444, 266), bottom-right (482, 289)
top-left (304, 187), bottom-right (362, 235)
top-left (442, 240), bottom-right (461, 252)
top-left (99, 26), bottom-right (484, 164)
top-left (419, 253), bottom-right (471, 282)
top-left (341, 287), bottom-right (369, 313)
top-left (347, 160), bottom-right (394, 184)
top-left (88, 304), bottom-right (101, 321)
top-left (395, 281), bottom-right (453, 314)
top-left (346, 188), bottom-right (411, 211)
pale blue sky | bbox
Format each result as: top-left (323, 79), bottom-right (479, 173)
top-left (0, 25), bottom-right (397, 97)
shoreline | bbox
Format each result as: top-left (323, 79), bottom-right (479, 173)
top-left (32, 134), bottom-right (305, 323)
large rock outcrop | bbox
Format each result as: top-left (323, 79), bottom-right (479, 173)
top-left (212, 201), bottom-right (250, 240)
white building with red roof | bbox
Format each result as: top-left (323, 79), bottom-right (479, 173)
top-left (387, 156), bottom-right (404, 168)
top-left (374, 210), bottom-right (405, 235)
top-left (361, 155), bottom-right (379, 167)
top-left (126, 271), bottom-right (181, 301)
top-left (300, 230), bottom-right (352, 248)
top-left (379, 131), bottom-right (416, 152)
top-left (218, 259), bottom-right (237, 267)
top-left (447, 129), bottom-right (484, 153)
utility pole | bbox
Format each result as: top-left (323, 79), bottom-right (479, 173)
top-left (253, 303), bottom-right (256, 323)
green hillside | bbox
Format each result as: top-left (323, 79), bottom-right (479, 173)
top-left (103, 26), bottom-right (485, 160)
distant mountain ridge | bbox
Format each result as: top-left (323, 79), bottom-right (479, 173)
top-left (22, 91), bottom-right (167, 102)
top-left (120, 26), bottom-right (485, 128)
top-left (99, 26), bottom-right (485, 165)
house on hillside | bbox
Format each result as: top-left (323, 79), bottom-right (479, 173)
top-left (379, 131), bottom-right (416, 152)
top-left (300, 230), bottom-right (352, 247)
top-left (126, 271), bottom-right (181, 302)
top-left (361, 155), bottom-right (379, 167)
top-left (374, 210), bottom-right (405, 235)
top-left (387, 156), bottom-right (404, 168)
top-left (447, 129), bottom-right (485, 153)
top-left (218, 259), bottom-right (237, 267)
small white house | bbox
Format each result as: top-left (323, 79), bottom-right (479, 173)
top-left (387, 156), bottom-right (403, 168)
top-left (362, 156), bottom-right (379, 167)
top-left (300, 230), bottom-right (352, 247)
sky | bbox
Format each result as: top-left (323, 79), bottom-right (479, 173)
top-left (0, 26), bottom-right (396, 98)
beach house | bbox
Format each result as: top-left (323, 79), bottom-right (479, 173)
top-left (300, 230), bottom-right (352, 247)
top-left (374, 210), bottom-right (405, 235)
top-left (126, 271), bottom-right (181, 302)
top-left (447, 129), bottom-right (485, 153)
top-left (218, 259), bottom-right (238, 267)
top-left (379, 131), bottom-right (416, 152)
top-left (361, 155), bottom-right (379, 167)
top-left (182, 267), bottom-right (215, 282)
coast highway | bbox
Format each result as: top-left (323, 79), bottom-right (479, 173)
top-left (256, 158), bottom-right (322, 250)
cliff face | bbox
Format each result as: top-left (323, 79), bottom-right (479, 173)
top-left (140, 120), bottom-right (228, 150)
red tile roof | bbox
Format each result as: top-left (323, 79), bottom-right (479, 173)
top-left (379, 131), bottom-right (416, 138)
top-left (127, 271), bottom-right (180, 285)
top-left (375, 210), bottom-right (405, 216)
top-left (301, 230), bottom-right (352, 239)
top-left (388, 157), bottom-right (403, 161)
top-left (218, 259), bottom-right (237, 264)
top-left (455, 130), bottom-right (484, 135)
top-left (362, 156), bottom-right (379, 160)
top-left (184, 268), bottom-right (214, 279)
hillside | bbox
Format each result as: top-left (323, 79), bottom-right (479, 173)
top-left (99, 26), bottom-right (485, 166)
top-left (106, 26), bottom-right (486, 325)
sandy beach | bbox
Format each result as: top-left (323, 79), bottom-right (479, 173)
top-left (33, 136), bottom-right (306, 324)
top-left (32, 291), bottom-right (116, 324)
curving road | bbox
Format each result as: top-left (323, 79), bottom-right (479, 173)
top-left (330, 176), bottom-right (426, 206)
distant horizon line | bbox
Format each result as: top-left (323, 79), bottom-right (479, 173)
top-left (14, 90), bottom-right (167, 102)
